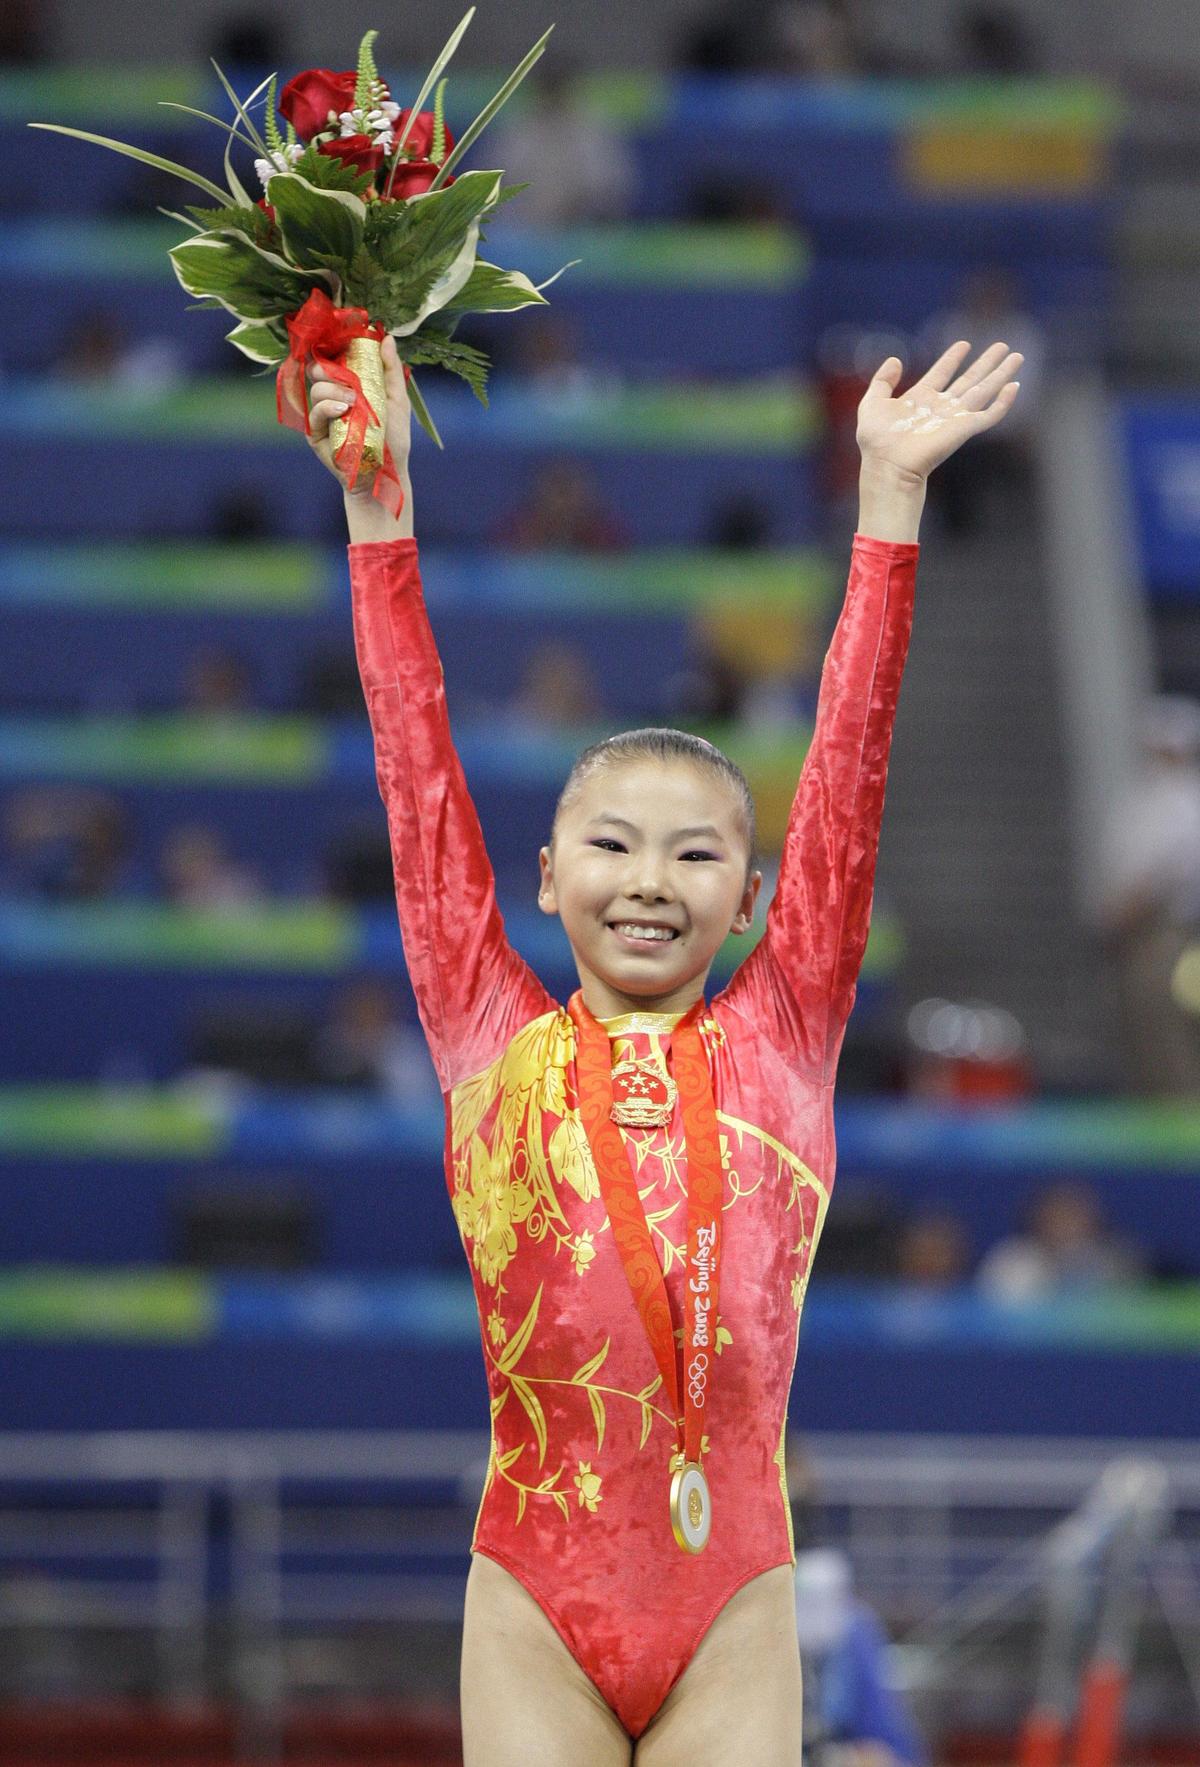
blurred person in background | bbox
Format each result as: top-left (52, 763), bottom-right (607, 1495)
top-left (815, 328), bottom-right (911, 535)
top-left (52, 307), bottom-right (186, 393)
top-left (1093, 694), bottom-right (1200, 1097)
top-left (207, 485), bottom-right (279, 541)
top-left (182, 643), bottom-right (254, 717)
top-left (488, 59), bottom-right (635, 227)
top-left (207, 13), bottom-right (287, 70)
top-left (766, 1), bottom-right (866, 77)
top-left (894, 1208), bottom-right (972, 1290)
top-left (509, 310), bottom-right (621, 400)
top-left (159, 823), bottom-right (265, 912)
top-left (2, 785), bottom-right (133, 901)
top-left (920, 270), bottom-right (1044, 536)
top-left (678, 5), bottom-right (762, 72)
top-left (310, 979), bottom-right (438, 1103)
top-left (502, 638), bottom-right (604, 736)
top-left (954, 2), bottom-right (1039, 74)
top-left (494, 456), bottom-right (630, 551)
top-left (0, 0), bottom-right (49, 63)
top-left (794, 1548), bottom-right (928, 1767)
top-left (976, 1179), bottom-right (1145, 1303)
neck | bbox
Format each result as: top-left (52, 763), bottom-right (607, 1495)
top-left (578, 969), bottom-right (709, 1019)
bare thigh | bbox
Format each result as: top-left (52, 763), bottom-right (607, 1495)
top-left (460, 1551), bottom-right (632, 1767)
top-left (634, 1565), bottom-right (803, 1767)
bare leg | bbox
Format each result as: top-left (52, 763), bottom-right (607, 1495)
top-left (634, 1566), bottom-right (803, 1767)
top-left (461, 1551), bottom-right (633, 1767)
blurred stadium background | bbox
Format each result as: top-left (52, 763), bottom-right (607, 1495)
top-left (2, 0), bottom-right (1199, 1762)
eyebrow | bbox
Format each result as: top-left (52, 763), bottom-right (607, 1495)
top-left (584, 816), bottom-right (727, 841)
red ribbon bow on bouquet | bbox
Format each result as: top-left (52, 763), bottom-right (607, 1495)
top-left (276, 288), bottom-right (411, 517)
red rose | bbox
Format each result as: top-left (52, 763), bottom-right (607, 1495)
top-left (392, 107), bottom-right (453, 162)
top-left (317, 134), bottom-right (385, 179)
top-left (278, 68), bottom-right (357, 143)
top-left (255, 198), bottom-right (276, 221)
top-left (384, 159), bottom-right (456, 199)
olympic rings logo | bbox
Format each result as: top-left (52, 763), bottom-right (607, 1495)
top-left (687, 1353), bottom-right (709, 1407)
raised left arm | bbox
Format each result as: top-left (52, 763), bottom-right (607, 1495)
top-left (715, 340), bottom-right (1022, 1078)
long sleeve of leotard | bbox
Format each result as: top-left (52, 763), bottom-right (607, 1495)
top-left (715, 533), bottom-right (918, 1080)
top-left (348, 537), bottom-right (555, 1093)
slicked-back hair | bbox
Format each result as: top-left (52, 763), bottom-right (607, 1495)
top-left (550, 727), bottom-right (758, 885)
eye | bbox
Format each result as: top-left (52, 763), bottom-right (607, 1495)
top-left (590, 838), bottom-right (626, 852)
top-left (682, 851), bottom-right (717, 862)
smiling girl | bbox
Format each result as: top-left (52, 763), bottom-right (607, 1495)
top-left (302, 333), bottom-right (1020, 1766)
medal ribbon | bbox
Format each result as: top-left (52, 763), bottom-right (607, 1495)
top-left (567, 990), bottom-right (723, 1469)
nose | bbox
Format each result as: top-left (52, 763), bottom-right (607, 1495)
top-left (625, 854), bottom-right (674, 902)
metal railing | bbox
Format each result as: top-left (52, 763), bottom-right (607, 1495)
top-left (0, 1430), bottom-right (1197, 1753)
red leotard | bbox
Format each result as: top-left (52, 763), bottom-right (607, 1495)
top-left (349, 532), bottom-right (917, 1738)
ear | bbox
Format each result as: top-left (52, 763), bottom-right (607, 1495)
top-left (730, 869), bottom-right (763, 935)
top-left (537, 845), bottom-right (559, 917)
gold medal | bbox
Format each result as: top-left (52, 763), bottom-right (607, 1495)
top-left (669, 1460), bottom-right (712, 1554)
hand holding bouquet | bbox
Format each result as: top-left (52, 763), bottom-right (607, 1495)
top-left (31, 10), bottom-right (576, 514)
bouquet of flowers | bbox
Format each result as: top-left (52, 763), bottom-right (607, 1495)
top-left (31, 9), bottom-right (575, 512)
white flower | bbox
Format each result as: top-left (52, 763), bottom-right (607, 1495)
top-left (253, 146), bottom-right (300, 192)
top-left (380, 100), bottom-right (400, 121)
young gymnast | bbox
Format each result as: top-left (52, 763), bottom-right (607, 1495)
top-left (302, 333), bottom-right (1021, 1765)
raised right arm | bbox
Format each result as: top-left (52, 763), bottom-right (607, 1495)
top-left (304, 339), bottom-right (553, 1093)
top-left (348, 536), bottom-right (554, 1093)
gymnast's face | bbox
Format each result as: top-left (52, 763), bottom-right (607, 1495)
top-left (538, 759), bottom-right (761, 1018)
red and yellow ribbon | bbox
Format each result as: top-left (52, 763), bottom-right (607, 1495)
top-left (568, 991), bottom-right (724, 1479)
top-left (276, 288), bottom-right (407, 516)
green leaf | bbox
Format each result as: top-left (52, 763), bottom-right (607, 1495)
top-left (224, 126), bottom-right (253, 211)
top-left (491, 181), bottom-right (532, 208)
top-left (367, 168), bottom-right (499, 270)
top-left (264, 76), bottom-right (283, 154)
top-left (169, 232), bottom-right (329, 322)
top-left (157, 101), bottom-right (259, 154)
top-left (226, 319), bottom-right (288, 364)
top-left (185, 202), bottom-right (278, 248)
top-left (355, 28), bottom-right (380, 111)
top-left (209, 59), bottom-right (272, 159)
top-left (265, 171), bottom-right (365, 271)
top-left (160, 206), bottom-right (205, 234)
top-left (398, 332), bottom-right (490, 406)
top-left (441, 259), bottom-right (549, 317)
top-left (292, 142), bottom-right (374, 198)
top-left (383, 6), bottom-right (477, 195)
top-left (370, 169), bottom-right (501, 334)
top-left (431, 77), bottom-right (448, 164)
top-left (429, 25), bottom-right (555, 190)
top-left (404, 368), bottom-right (443, 450)
top-left (339, 245), bottom-right (392, 315)
top-left (27, 124), bottom-right (230, 204)
top-left (515, 1486), bottom-right (527, 1524)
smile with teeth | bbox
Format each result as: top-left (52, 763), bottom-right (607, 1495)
top-left (610, 923), bottom-right (679, 943)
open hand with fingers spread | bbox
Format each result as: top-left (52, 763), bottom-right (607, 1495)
top-left (857, 339), bottom-right (1022, 483)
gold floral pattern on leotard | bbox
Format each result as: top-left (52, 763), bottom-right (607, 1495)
top-left (452, 1008), bottom-right (828, 1528)
top-left (575, 1462), bottom-right (603, 1511)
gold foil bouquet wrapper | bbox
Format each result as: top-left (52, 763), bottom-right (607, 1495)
top-left (332, 335), bottom-right (387, 473)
